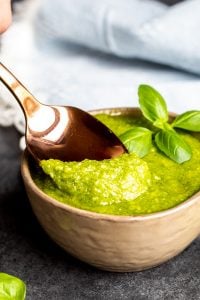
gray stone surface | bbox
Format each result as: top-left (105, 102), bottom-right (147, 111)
top-left (0, 125), bottom-right (199, 300)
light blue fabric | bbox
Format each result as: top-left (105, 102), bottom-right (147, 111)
top-left (37, 0), bottom-right (200, 75)
top-left (1, 0), bottom-right (199, 133)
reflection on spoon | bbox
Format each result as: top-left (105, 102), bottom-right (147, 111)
top-left (0, 62), bottom-right (127, 162)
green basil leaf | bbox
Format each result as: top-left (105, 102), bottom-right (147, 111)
top-left (138, 84), bottom-right (168, 124)
top-left (155, 130), bottom-right (192, 164)
top-left (119, 127), bottom-right (152, 157)
top-left (172, 110), bottom-right (200, 132)
top-left (0, 273), bottom-right (26, 300)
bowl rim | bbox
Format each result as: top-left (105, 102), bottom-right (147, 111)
top-left (21, 107), bottom-right (200, 222)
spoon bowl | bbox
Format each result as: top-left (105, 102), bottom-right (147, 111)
top-left (0, 62), bottom-right (127, 161)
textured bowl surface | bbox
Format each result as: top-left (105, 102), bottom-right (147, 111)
top-left (21, 108), bottom-right (200, 272)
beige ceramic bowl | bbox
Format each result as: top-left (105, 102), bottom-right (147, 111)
top-left (21, 108), bottom-right (200, 272)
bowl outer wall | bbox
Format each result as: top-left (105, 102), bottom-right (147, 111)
top-left (21, 107), bottom-right (200, 272)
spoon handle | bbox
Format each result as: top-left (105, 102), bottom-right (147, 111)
top-left (0, 62), bottom-right (40, 117)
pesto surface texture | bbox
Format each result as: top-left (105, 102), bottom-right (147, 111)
top-left (33, 114), bottom-right (200, 216)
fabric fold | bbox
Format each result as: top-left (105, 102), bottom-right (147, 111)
top-left (36, 0), bottom-right (200, 74)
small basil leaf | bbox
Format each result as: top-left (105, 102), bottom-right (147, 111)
top-left (138, 84), bottom-right (168, 124)
top-left (172, 110), bottom-right (200, 132)
top-left (0, 273), bottom-right (26, 300)
top-left (119, 127), bottom-right (152, 157)
top-left (155, 130), bottom-right (192, 164)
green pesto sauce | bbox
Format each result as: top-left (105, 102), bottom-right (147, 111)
top-left (33, 114), bottom-right (200, 216)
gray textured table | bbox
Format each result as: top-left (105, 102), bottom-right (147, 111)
top-left (0, 125), bottom-right (200, 300)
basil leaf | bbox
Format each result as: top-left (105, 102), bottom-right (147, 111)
top-left (155, 130), bottom-right (192, 164)
top-left (0, 273), bottom-right (26, 300)
top-left (138, 84), bottom-right (168, 124)
top-left (119, 127), bottom-right (152, 157)
top-left (172, 110), bottom-right (200, 132)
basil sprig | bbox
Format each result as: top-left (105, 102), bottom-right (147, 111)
top-left (121, 84), bottom-right (200, 163)
top-left (0, 273), bottom-right (26, 300)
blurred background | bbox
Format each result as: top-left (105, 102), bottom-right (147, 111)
top-left (0, 0), bottom-right (199, 137)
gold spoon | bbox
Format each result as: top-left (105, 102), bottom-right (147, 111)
top-left (0, 62), bottom-right (127, 161)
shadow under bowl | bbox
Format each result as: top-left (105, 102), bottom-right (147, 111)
top-left (21, 107), bottom-right (200, 272)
